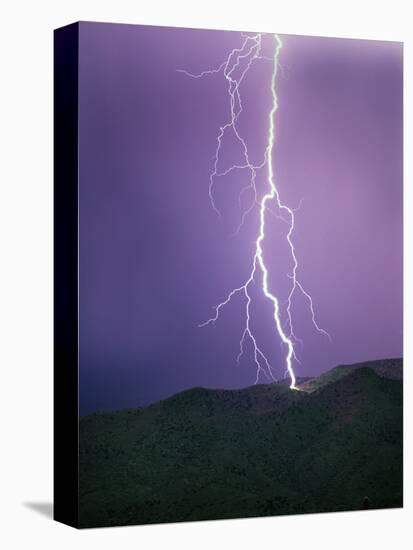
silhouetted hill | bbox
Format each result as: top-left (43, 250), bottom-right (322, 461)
top-left (79, 358), bottom-right (402, 528)
top-left (298, 358), bottom-right (402, 392)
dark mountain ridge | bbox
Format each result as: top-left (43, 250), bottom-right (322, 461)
top-left (79, 358), bottom-right (402, 528)
top-left (298, 357), bottom-right (402, 392)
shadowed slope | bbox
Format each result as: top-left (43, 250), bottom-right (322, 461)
top-left (298, 358), bottom-right (402, 392)
top-left (79, 358), bottom-right (402, 528)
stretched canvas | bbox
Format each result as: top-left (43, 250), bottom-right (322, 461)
top-left (54, 21), bottom-right (403, 528)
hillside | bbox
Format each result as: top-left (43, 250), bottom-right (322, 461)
top-left (79, 358), bottom-right (402, 528)
top-left (298, 358), bottom-right (403, 392)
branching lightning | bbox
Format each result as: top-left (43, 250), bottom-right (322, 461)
top-left (178, 33), bottom-right (330, 389)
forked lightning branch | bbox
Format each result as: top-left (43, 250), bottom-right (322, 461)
top-left (178, 33), bottom-right (330, 389)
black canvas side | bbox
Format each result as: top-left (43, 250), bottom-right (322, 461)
top-left (53, 22), bottom-right (79, 529)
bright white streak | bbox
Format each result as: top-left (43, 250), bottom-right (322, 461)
top-left (180, 33), bottom-right (330, 388)
top-left (254, 34), bottom-right (296, 388)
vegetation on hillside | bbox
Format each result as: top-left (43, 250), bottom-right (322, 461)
top-left (79, 358), bottom-right (403, 528)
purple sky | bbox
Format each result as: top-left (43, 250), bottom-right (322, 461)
top-left (78, 22), bottom-right (403, 415)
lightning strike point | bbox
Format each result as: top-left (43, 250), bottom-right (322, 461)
top-left (180, 33), bottom-right (330, 390)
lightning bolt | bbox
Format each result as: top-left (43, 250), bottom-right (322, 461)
top-left (179, 33), bottom-right (330, 389)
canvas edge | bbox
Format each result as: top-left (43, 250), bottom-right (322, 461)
top-left (53, 21), bottom-right (80, 529)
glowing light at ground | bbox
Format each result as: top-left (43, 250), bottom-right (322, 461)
top-left (179, 33), bottom-right (330, 389)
